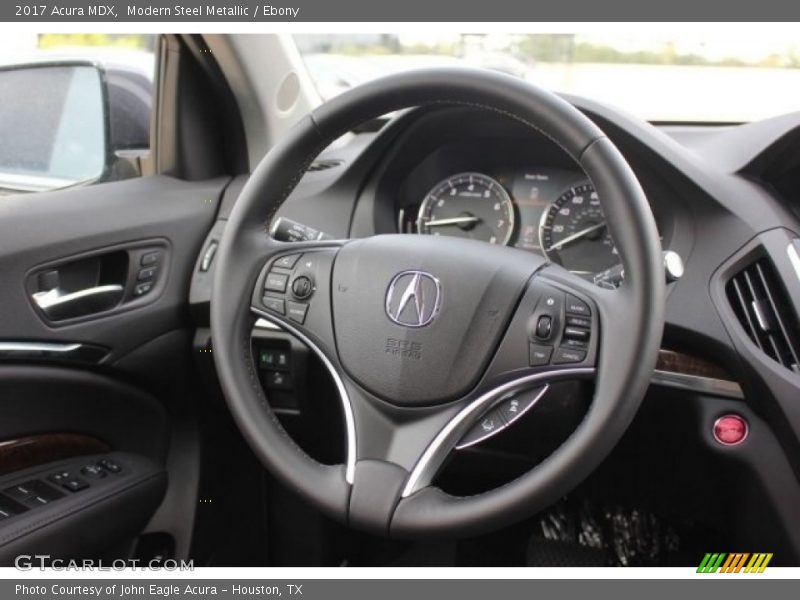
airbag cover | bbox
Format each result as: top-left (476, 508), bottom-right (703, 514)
top-left (332, 235), bottom-right (541, 406)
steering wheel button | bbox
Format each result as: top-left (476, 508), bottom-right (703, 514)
top-left (553, 347), bottom-right (587, 364)
top-left (286, 301), bottom-right (308, 324)
top-left (561, 338), bottom-right (588, 349)
top-left (535, 315), bottom-right (553, 339)
top-left (498, 386), bottom-right (546, 425)
top-left (264, 272), bottom-right (288, 293)
top-left (274, 254), bottom-right (301, 269)
top-left (291, 275), bottom-right (314, 300)
top-left (566, 315), bottom-right (591, 328)
top-left (456, 409), bottom-right (507, 449)
top-left (529, 343), bottom-right (553, 366)
top-left (563, 326), bottom-right (590, 341)
top-left (262, 296), bottom-right (285, 315)
top-left (565, 294), bottom-right (591, 316)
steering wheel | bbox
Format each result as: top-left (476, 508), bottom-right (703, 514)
top-left (211, 69), bottom-right (664, 538)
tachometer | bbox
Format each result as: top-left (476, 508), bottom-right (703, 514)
top-left (417, 172), bottom-right (515, 245)
top-left (540, 182), bottom-right (618, 274)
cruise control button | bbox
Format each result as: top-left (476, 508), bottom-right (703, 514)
top-left (274, 254), bottom-right (301, 269)
top-left (286, 301), bottom-right (308, 324)
top-left (566, 315), bottom-right (591, 328)
top-left (456, 409), bottom-right (507, 449)
top-left (264, 272), bottom-right (288, 293)
top-left (561, 338), bottom-right (588, 349)
top-left (262, 296), bottom-right (285, 315)
top-left (565, 294), bottom-right (590, 316)
top-left (563, 326), bottom-right (590, 341)
top-left (553, 347), bottom-right (587, 364)
top-left (498, 386), bottom-right (546, 424)
top-left (529, 344), bottom-right (553, 366)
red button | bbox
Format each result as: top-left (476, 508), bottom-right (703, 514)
top-left (713, 415), bottom-right (748, 446)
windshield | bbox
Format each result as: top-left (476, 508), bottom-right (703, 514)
top-left (296, 31), bottom-right (800, 123)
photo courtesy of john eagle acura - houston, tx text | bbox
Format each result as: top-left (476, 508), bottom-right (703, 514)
top-left (0, 28), bottom-right (798, 572)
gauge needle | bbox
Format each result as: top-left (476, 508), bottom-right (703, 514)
top-left (546, 221), bottom-right (607, 252)
top-left (424, 216), bottom-right (482, 227)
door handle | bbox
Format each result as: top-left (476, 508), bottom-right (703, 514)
top-left (32, 284), bottom-right (124, 321)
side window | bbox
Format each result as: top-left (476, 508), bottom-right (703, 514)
top-left (0, 34), bottom-right (156, 195)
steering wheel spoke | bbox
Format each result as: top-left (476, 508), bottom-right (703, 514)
top-left (398, 267), bottom-right (601, 497)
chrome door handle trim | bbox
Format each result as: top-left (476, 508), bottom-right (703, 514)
top-left (0, 342), bottom-right (82, 353)
top-left (32, 284), bottom-right (124, 310)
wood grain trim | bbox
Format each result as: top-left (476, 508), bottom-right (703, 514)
top-left (656, 349), bottom-right (734, 381)
top-left (0, 434), bottom-right (110, 476)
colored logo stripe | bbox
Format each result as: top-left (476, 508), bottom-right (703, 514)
top-left (745, 553), bottom-right (773, 573)
top-left (697, 553), bottom-right (773, 573)
top-left (719, 553), bottom-right (749, 573)
top-left (697, 553), bottom-right (726, 573)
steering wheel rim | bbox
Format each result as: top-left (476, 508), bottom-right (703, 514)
top-left (211, 68), bottom-right (664, 538)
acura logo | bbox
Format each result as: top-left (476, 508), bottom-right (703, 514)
top-left (385, 271), bottom-right (442, 328)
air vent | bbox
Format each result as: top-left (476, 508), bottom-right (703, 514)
top-left (306, 159), bottom-right (344, 173)
top-left (726, 257), bottom-right (800, 373)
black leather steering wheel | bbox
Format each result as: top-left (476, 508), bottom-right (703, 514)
top-left (211, 68), bottom-right (664, 538)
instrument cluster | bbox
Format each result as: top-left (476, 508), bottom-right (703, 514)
top-left (401, 167), bottom-right (626, 285)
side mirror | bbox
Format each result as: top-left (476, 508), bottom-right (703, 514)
top-left (0, 61), bottom-right (151, 194)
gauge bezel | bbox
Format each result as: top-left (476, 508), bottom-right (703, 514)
top-left (416, 172), bottom-right (516, 247)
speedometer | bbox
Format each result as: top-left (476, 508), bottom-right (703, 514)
top-left (539, 182), bottom-right (618, 274)
top-left (417, 173), bottom-right (515, 245)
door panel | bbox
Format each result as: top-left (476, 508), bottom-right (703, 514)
top-left (0, 174), bottom-right (229, 561)
top-left (0, 175), bottom-right (227, 360)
